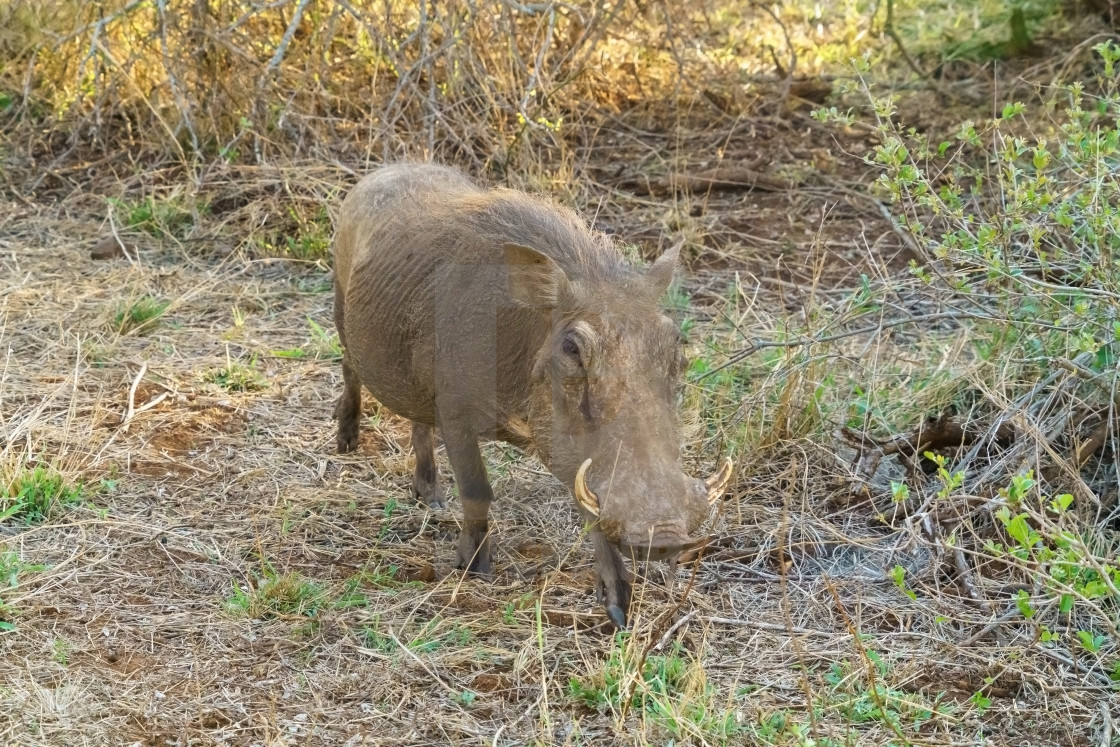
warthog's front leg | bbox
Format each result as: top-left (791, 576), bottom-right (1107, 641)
top-left (440, 421), bottom-right (493, 577)
top-left (592, 529), bottom-right (632, 629)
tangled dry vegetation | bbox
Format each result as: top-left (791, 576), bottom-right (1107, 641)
top-left (1, 1), bottom-right (1118, 745)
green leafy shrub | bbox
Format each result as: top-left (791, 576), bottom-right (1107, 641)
top-left (809, 43), bottom-right (1120, 685)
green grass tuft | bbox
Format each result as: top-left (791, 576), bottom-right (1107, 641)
top-left (107, 195), bottom-right (197, 239)
top-left (1, 465), bottom-right (84, 524)
top-left (569, 637), bottom-right (741, 742)
top-left (224, 571), bottom-right (326, 619)
top-left (112, 296), bottom-right (169, 334)
top-left (203, 356), bottom-right (266, 392)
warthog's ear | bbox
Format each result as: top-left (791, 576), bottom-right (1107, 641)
top-left (646, 243), bottom-right (680, 296)
top-left (504, 243), bottom-right (569, 308)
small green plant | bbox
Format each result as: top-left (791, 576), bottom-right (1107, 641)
top-left (334, 579), bottom-right (368, 610)
top-left (925, 451), bottom-right (965, 500)
top-left (818, 652), bottom-right (941, 736)
top-left (107, 195), bottom-right (196, 238)
top-left (334, 564), bottom-right (421, 607)
top-left (568, 637), bottom-right (740, 741)
top-left (361, 621), bottom-right (393, 653)
top-left (1, 550), bottom-right (47, 587)
top-left (0, 550), bottom-right (47, 633)
top-left (1, 465), bottom-right (84, 524)
top-left (1075, 630), bottom-right (1107, 654)
top-left (748, 709), bottom-right (829, 745)
top-left (890, 481), bottom-right (910, 503)
top-left (405, 617), bottom-right (473, 653)
top-left (378, 498), bottom-right (400, 541)
top-left (970, 690), bottom-right (992, 714)
top-left (254, 206), bottom-right (331, 260)
top-left (272, 318), bottom-right (342, 360)
top-left (750, 710), bottom-right (789, 742)
top-left (663, 281), bottom-right (695, 341)
top-left (890, 565), bottom-right (917, 600)
top-left (112, 296), bottom-right (169, 334)
top-left (224, 570), bottom-right (325, 619)
top-left (203, 355), bottom-right (266, 392)
top-left (51, 637), bottom-right (71, 666)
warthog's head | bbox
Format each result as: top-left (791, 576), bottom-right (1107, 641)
top-left (506, 242), bottom-right (732, 561)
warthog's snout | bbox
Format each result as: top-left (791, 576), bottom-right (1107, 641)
top-left (575, 461), bottom-right (733, 562)
top-left (620, 521), bottom-right (705, 561)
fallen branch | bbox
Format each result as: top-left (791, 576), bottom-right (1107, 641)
top-left (120, 363), bottom-right (148, 432)
top-left (614, 165), bottom-right (793, 196)
top-left (1075, 415), bottom-right (1115, 467)
top-left (841, 412), bottom-right (1015, 463)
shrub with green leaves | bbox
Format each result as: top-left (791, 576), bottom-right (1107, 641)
top-left (809, 43), bottom-right (1120, 685)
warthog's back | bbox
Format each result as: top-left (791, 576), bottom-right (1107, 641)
top-left (333, 163), bottom-right (620, 430)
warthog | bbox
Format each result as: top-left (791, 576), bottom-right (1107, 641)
top-left (332, 163), bottom-right (732, 627)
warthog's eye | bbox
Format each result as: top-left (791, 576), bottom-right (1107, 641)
top-left (562, 336), bottom-right (580, 359)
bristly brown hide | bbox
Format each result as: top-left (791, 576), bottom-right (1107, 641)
top-left (331, 163), bottom-right (727, 628)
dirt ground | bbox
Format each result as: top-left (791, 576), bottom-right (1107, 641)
top-left (2, 32), bottom-right (1119, 747)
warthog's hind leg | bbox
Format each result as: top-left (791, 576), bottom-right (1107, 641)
top-left (410, 421), bottom-right (447, 509)
top-left (334, 359), bottom-right (362, 454)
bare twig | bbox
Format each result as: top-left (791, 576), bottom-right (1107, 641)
top-left (654, 609), bottom-right (697, 651)
top-left (705, 617), bottom-right (832, 638)
top-left (700, 310), bottom-right (974, 380)
top-left (264, 0), bottom-right (312, 74)
top-left (881, 0), bottom-right (930, 82)
top-left (120, 363), bottom-right (148, 432)
top-left (949, 536), bottom-right (986, 608)
top-left (387, 627), bottom-right (463, 699)
top-left (155, 0), bottom-right (200, 157)
top-left (752, 0), bottom-right (796, 114)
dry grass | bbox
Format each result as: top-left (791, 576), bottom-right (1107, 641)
top-left (2, 1), bottom-right (1118, 745)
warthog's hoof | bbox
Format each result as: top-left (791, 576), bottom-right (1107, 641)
top-left (455, 525), bottom-right (492, 579)
top-left (333, 397), bottom-right (360, 454)
top-left (336, 421), bottom-right (360, 454)
top-left (411, 476), bottom-right (448, 509)
top-left (597, 576), bottom-right (633, 630)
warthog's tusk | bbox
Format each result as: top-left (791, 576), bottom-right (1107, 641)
top-left (574, 458), bottom-right (600, 517)
top-left (705, 457), bottom-right (734, 505)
